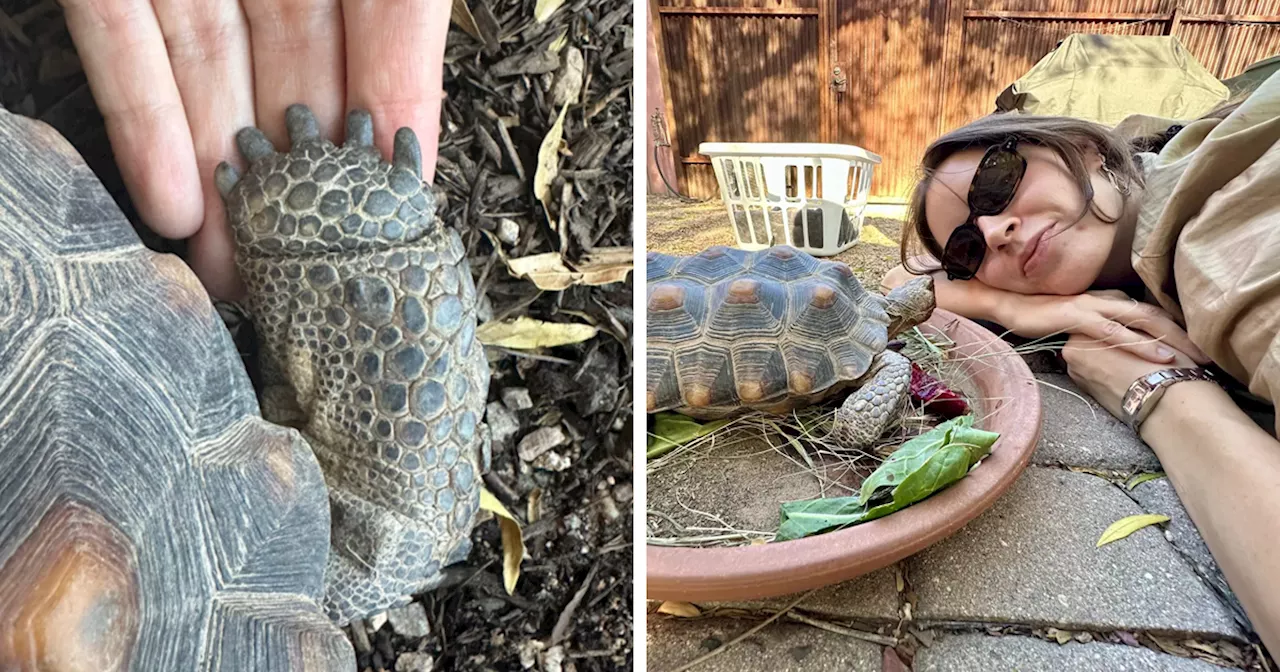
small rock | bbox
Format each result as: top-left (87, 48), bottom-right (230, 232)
top-left (518, 640), bottom-right (546, 670)
top-left (487, 401), bottom-right (521, 444)
top-left (613, 482), bottom-right (633, 503)
top-left (386, 602), bottom-right (431, 638)
top-left (518, 427), bottom-right (567, 462)
top-left (498, 218), bottom-right (520, 246)
top-left (395, 652), bottom-right (434, 672)
top-left (543, 645), bottom-right (567, 672)
top-left (532, 449), bottom-right (572, 472)
top-left (368, 611), bottom-right (388, 632)
top-left (503, 387), bottom-right (534, 411)
top-left (598, 495), bottom-right (620, 521)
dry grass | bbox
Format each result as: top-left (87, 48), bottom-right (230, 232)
top-left (646, 195), bottom-right (905, 289)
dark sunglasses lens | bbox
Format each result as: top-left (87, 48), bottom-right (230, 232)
top-left (969, 148), bottom-right (1024, 214)
top-left (944, 225), bottom-right (985, 279)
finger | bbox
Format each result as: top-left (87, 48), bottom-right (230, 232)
top-left (187, 217), bottom-right (246, 300)
top-left (341, 0), bottom-right (450, 182)
top-left (1092, 297), bottom-right (1211, 364)
top-left (61, 0), bottom-right (203, 238)
top-left (152, 0), bottom-right (256, 299)
top-left (242, 0), bottom-right (347, 147)
top-left (1082, 319), bottom-right (1177, 364)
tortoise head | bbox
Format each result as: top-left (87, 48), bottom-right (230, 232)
top-left (215, 105), bottom-right (437, 259)
top-left (883, 275), bottom-right (935, 338)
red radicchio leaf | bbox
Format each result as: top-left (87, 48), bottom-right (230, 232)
top-left (909, 363), bottom-right (969, 419)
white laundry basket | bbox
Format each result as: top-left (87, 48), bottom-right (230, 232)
top-left (699, 142), bottom-right (882, 256)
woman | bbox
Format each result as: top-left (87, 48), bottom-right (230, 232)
top-left (883, 71), bottom-right (1280, 651)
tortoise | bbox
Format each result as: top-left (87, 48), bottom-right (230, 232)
top-left (215, 105), bottom-right (490, 624)
top-left (0, 108), bottom-right (352, 668)
top-left (646, 245), bottom-right (935, 450)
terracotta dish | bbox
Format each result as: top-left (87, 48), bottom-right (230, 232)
top-left (646, 309), bottom-right (1043, 602)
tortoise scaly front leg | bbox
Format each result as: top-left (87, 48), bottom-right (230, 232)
top-left (833, 350), bottom-right (913, 452)
top-left (217, 105), bottom-right (489, 624)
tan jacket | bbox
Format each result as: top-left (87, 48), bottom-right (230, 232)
top-left (1130, 70), bottom-right (1280, 426)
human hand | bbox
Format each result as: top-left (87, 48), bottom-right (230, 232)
top-left (1000, 289), bottom-right (1210, 366)
top-left (61, 0), bottom-right (451, 300)
top-left (1061, 331), bottom-right (1202, 420)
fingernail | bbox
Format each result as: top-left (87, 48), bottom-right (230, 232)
top-left (1157, 346), bottom-right (1173, 359)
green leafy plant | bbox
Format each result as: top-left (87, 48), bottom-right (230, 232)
top-left (775, 415), bottom-right (1000, 541)
top-left (647, 412), bottom-right (732, 459)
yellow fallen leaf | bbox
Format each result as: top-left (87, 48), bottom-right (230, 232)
top-left (657, 601), bottom-right (701, 617)
top-left (548, 30), bottom-right (568, 54)
top-left (1096, 514), bottom-right (1170, 548)
top-left (1125, 471), bottom-right (1166, 490)
top-left (480, 487), bottom-right (525, 594)
top-left (534, 102), bottom-right (570, 222)
top-left (505, 247), bottom-right (633, 291)
top-left (534, 0), bottom-right (565, 22)
top-left (476, 316), bottom-right (598, 349)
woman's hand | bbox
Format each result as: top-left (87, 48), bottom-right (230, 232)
top-left (61, 0), bottom-right (451, 300)
top-left (1000, 289), bottom-right (1210, 366)
top-left (1061, 332), bottom-right (1202, 419)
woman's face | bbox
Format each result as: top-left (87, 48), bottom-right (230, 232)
top-left (924, 143), bottom-right (1124, 295)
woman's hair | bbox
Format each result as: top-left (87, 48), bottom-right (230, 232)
top-left (900, 100), bottom-right (1246, 275)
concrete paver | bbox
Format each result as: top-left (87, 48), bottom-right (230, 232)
top-left (909, 468), bottom-right (1240, 637)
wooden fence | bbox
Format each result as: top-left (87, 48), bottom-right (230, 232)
top-left (649, 0), bottom-right (1280, 200)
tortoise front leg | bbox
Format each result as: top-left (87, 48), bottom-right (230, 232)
top-left (833, 350), bottom-right (912, 452)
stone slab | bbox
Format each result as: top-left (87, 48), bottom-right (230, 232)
top-left (914, 633), bottom-right (1223, 672)
top-left (1033, 373), bottom-right (1162, 472)
top-left (707, 566), bottom-right (900, 622)
top-left (1127, 477), bottom-right (1251, 631)
top-left (909, 467), bottom-right (1240, 637)
top-left (646, 617), bottom-right (882, 672)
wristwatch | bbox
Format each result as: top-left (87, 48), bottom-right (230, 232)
top-left (1120, 367), bottom-right (1217, 434)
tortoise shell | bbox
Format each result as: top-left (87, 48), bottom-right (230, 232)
top-left (0, 109), bottom-right (350, 669)
top-left (647, 245), bottom-right (891, 419)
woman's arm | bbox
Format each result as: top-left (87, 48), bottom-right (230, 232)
top-left (1143, 382), bottom-right (1280, 650)
top-left (880, 262), bottom-right (1207, 365)
top-left (1063, 336), bottom-right (1280, 652)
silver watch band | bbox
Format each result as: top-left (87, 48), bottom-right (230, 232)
top-left (1120, 367), bottom-right (1216, 433)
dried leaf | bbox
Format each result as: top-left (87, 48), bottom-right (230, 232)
top-left (528, 488), bottom-right (543, 523)
top-left (657, 601), bottom-right (701, 618)
top-left (1047, 628), bottom-right (1072, 645)
top-left (1125, 471), bottom-right (1166, 490)
top-left (534, 101), bottom-right (570, 222)
top-left (449, 0), bottom-right (482, 42)
top-left (534, 0), bottom-right (566, 23)
top-left (505, 247), bottom-right (633, 291)
top-left (476, 316), bottom-right (598, 349)
top-left (1096, 514), bottom-right (1170, 548)
top-left (479, 488), bottom-right (525, 594)
top-left (551, 46), bottom-right (585, 108)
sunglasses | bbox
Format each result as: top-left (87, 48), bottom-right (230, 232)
top-left (940, 137), bottom-right (1026, 281)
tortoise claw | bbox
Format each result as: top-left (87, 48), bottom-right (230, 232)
top-left (392, 128), bottom-right (421, 177)
top-left (214, 162), bottom-right (240, 198)
top-left (285, 104), bottom-right (321, 145)
top-left (345, 109), bottom-right (374, 148)
top-left (236, 127), bottom-right (276, 163)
